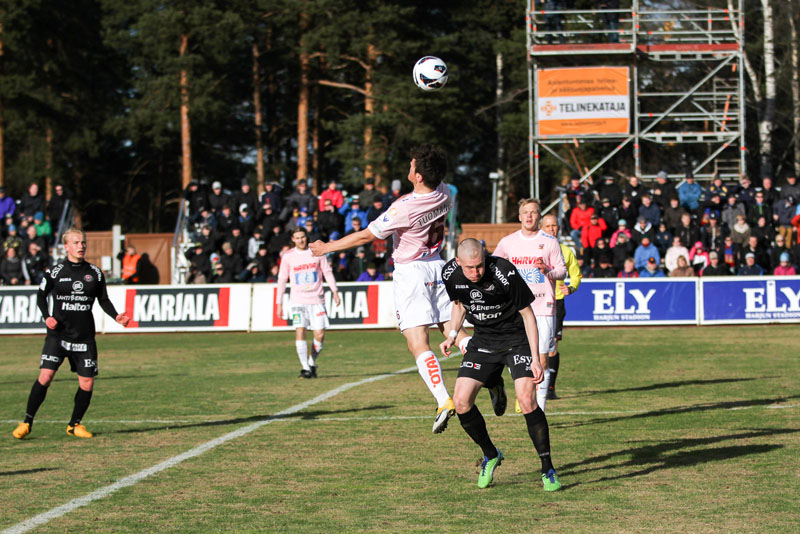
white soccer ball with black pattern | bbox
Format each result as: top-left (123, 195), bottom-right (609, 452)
top-left (413, 56), bottom-right (448, 92)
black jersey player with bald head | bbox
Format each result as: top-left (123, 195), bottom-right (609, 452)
top-left (439, 238), bottom-right (562, 491)
top-left (12, 228), bottom-right (130, 440)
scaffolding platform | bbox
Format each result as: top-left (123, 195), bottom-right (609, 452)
top-left (525, 1), bottom-right (746, 207)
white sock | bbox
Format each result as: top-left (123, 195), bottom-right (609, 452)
top-left (296, 340), bottom-right (310, 371)
top-left (536, 369), bottom-right (551, 413)
top-left (309, 339), bottom-right (323, 366)
top-left (458, 336), bottom-right (472, 355)
top-left (416, 351), bottom-right (450, 408)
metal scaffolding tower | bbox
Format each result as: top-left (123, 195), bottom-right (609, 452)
top-left (526, 0), bottom-right (746, 207)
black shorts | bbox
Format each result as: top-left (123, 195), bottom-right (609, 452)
top-left (457, 343), bottom-right (534, 383)
top-left (555, 299), bottom-right (566, 340)
top-left (40, 336), bottom-right (99, 378)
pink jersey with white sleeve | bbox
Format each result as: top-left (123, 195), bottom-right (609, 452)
top-left (276, 247), bottom-right (338, 306)
top-left (367, 182), bottom-right (451, 264)
top-left (493, 230), bottom-right (566, 316)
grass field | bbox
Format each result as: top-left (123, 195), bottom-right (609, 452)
top-left (1, 326), bottom-right (798, 533)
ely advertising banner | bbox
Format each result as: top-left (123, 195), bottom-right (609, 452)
top-left (537, 66), bottom-right (630, 136)
top-left (701, 277), bottom-right (800, 324)
top-left (564, 279), bottom-right (697, 325)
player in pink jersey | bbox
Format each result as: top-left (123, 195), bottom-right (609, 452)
top-left (310, 144), bottom-right (471, 434)
top-left (277, 227), bottom-right (341, 379)
top-left (493, 199), bottom-right (566, 412)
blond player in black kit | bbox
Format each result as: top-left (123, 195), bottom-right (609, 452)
top-left (12, 228), bottom-right (130, 439)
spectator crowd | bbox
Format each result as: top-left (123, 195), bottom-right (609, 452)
top-left (181, 177), bottom-right (401, 284)
top-left (563, 171), bottom-right (800, 278)
top-left (1, 183), bottom-right (72, 286)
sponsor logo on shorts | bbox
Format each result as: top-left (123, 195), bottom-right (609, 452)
top-left (60, 341), bottom-right (88, 352)
top-left (460, 361), bottom-right (482, 370)
top-left (513, 354), bottom-right (532, 366)
top-left (41, 354), bottom-right (60, 363)
top-left (83, 359), bottom-right (97, 368)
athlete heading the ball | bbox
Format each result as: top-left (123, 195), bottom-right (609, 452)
top-left (310, 144), bottom-right (470, 434)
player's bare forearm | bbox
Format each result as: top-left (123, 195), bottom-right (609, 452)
top-left (440, 301), bottom-right (465, 357)
top-left (447, 300), bottom-right (466, 333)
top-left (310, 228), bottom-right (375, 257)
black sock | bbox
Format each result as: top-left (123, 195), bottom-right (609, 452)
top-left (524, 405), bottom-right (554, 474)
top-left (549, 352), bottom-right (560, 390)
top-left (69, 388), bottom-right (93, 426)
top-left (24, 380), bottom-right (50, 425)
top-left (457, 405), bottom-right (497, 459)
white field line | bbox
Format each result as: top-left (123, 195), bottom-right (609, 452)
top-left (2, 365), bottom-right (418, 534)
top-left (3, 402), bottom-right (797, 428)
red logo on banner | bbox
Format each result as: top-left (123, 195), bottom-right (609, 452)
top-left (125, 287), bottom-right (230, 328)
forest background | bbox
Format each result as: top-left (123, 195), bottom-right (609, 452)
top-left (0, 0), bottom-right (798, 232)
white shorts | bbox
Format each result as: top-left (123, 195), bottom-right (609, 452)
top-left (535, 314), bottom-right (556, 355)
top-left (392, 259), bottom-right (451, 331)
top-left (290, 303), bottom-right (329, 331)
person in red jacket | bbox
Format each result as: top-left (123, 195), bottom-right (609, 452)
top-left (581, 214), bottom-right (608, 256)
top-left (318, 179), bottom-right (344, 212)
top-left (569, 196), bottom-right (594, 250)
top-left (791, 210), bottom-right (800, 246)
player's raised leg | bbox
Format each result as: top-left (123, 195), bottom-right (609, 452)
top-left (404, 325), bottom-right (455, 433)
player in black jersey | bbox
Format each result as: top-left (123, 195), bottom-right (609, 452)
top-left (12, 228), bottom-right (130, 440)
top-left (440, 238), bottom-right (561, 490)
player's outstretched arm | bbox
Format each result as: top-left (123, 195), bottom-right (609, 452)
top-left (518, 306), bottom-right (544, 383)
top-left (309, 228), bottom-right (376, 257)
top-left (440, 300), bottom-right (465, 358)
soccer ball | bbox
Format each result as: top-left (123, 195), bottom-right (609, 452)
top-left (413, 56), bottom-right (448, 91)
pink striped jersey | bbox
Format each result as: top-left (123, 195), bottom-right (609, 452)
top-left (276, 247), bottom-right (338, 306)
top-left (493, 230), bottom-right (566, 316)
top-left (368, 182), bottom-right (451, 264)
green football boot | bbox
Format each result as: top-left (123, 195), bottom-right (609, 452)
top-left (477, 449), bottom-right (504, 488)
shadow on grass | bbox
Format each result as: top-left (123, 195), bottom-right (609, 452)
top-left (99, 404), bottom-right (395, 436)
top-left (559, 428), bottom-right (798, 487)
top-left (549, 395), bottom-right (800, 430)
top-left (0, 374), bottom-right (171, 386)
top-left (569, 377), bottom-right (763, 398)
top-left (0, 467), bottom-right (58, 477)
